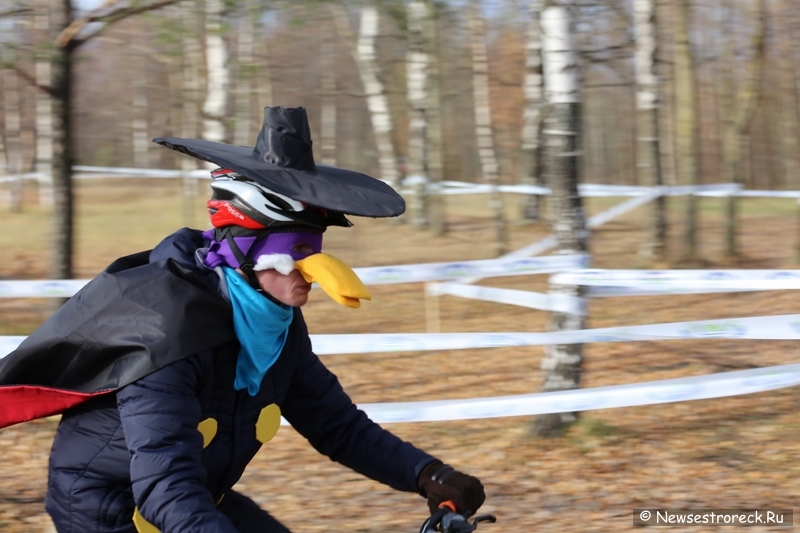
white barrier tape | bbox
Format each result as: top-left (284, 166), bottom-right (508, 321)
top-left (738, 190), bottom-right (800, 198)
top-left (0, 280), bottom-right (90, 298)
top-left (347, 363), bottom-right (800, 423)
top-left (3, 325), bottom-right (796, 423)
top-left (584, 188), bottom-right (663, 228)
top-left (0, 336), bottom-right (25, 357)
top-left (305, 313), bottom-right (800, 355)
top-left (405, 181), bottom-right (745, 198)
top-left (5, 169), bottom-right (796, 199)
top-left (552, 269), bottom-right (800, 295)
top-left (428, 282), bottom-right (585, 314)
top-left (354, 254), bottom-right (588, 285)
top-left (0, 254), bottom-right (588, 299)
top-left (73, 166), bottom-right (209, 179)
top-left (5, 313), bottom-right (800, 359)
top-left (0, 172), bottom-right (47, 182)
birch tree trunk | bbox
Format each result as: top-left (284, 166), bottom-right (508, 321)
top-left (778, 14), bottom-right (800, 190)
top-left (520, 0), bottom-right (545, 222)
top-left (3, 53), bottom-right (23, 211)
top-left (182, 1), bottom-right (204, 225)
top-left (423, 3), bottom-right (445, 237)
top-left (357, 6), bottom-right (399, 190)
top-left (233, 0), bottom-right (255, 147)
top-left (634, 0), bottom-right (666, 262)
top-left (534, 1), bottom-right (588, 437)
top-left (320, 13), bottom-right (337, 166)
top-left (330, 5), bottom-right (398, 188)
top-left (468, 0), bottom-right (506, 256)
top-left (791, 1), bottom-right (800, 262)
top-left (254, 16), bottom-right (274, 120)
top-left (50, 0), bottom-right (76, 281)
top-left (407, 0), bottom-right (429, 227)
top-left (673, 0), bottom-right (700, 262)
top-left (131, 33), bottom-right (149, 168)
top-left (721, 0), bottom-right (767, 257)
top-left (202, 0), bottom-right (228, 143)
top-left (35, 1), bottom-right (54, 207)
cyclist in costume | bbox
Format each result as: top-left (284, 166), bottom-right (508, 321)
top-left (0, 106), bottom-right (484, 533)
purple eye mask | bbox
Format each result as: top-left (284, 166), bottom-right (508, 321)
top-left (202, 229), bottom-right (323, 269)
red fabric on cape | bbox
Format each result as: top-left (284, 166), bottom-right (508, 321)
top-left (0, 386), bottom-right (108, 429)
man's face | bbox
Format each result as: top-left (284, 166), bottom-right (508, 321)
top-left (254, 268), bottom-right (312, 307)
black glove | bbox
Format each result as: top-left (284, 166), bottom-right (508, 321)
top-left (417, 460), bottom-right (485, 516)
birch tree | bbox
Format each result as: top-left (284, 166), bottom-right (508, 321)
top-left (721, 0), bottom-right (766, 257)
top-left (320, 11), bottom-right (337, 166)
top-left (2, 21), bottom-right (22, 211)
top-left (534, 0), bottom-right (588, 437)
top-left (130, 29), bottom-right (149, 168)
top-left (468, 0), bottom-right (506, 256)
top-left (519, 0), bottom-right (545, 222)
top-left (4, 60), bottom-right (22, 210)
top-left (202, 0), bottom-right (228, 143)
top-left (634, 0), bottom-right (666, 261)
top-left (330, 4), bottom-right (399, 189)
top-left (181, 1), bottom-right (203, 225)
top-left (406, 0), bottom-right (444, 234)
top-left (23, 0), bottom-right (184, 280)
top-left (407, 0), bottom-right (430, 227)
top-left (673, 0), bottom-right (700, 261)
top-left (232, 0), bottom-right (256, 147)
top-left (34, 1), bottom-right (53, 207)
top-left (777, 6), bottom-right (800, 190)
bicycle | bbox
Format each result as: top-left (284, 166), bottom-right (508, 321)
top-left (419, 500), bottom-right (497, 533)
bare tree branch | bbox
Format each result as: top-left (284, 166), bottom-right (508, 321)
top-left (55, 0), bottom-right (184, 48)
top-left (12, 66), bottom-right (56, 97)
top-left (0, 7), bottom-right (32, 18)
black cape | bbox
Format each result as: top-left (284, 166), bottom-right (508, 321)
top-left (0, 251), bottom-right (236, 429)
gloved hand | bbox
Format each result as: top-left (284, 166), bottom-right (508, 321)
top-left (417, 460), bottom-right (485, 516)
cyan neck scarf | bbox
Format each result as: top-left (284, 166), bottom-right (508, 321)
top-left (222, 267), bottom-right (293, 395)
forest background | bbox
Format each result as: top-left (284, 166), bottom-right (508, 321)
top-left (2, 0), bottom-right (800, 531)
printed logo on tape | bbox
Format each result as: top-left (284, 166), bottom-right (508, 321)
top-left (679, 323), bottom-right (747, 338)
top-left (435, 263), bottom-right (479, 279)
top-left (582, 334), bottom-right (628, 343)
top-left (766, 271), bottom-right (800, 280)
top-left (646, 383), bottom-right (704, 401)
top-left (508, 258), bottom-right (547, 273)
top-left (40, 282), bottom-right (74, 296)
top-left (370, 336), bottom-right (426, 353)
top-left (582, 330), bottom-right (635, 343)
top-left (467, 334), bottom-right (527, 349)
top-left (640, 271), bottom-right (680, 284)
top-left (461, 402), bottom-right (512, 419)
top-left (549, 394), bottom-right (607, 412)
top-left (741, 369), bottom-right (800, 390)
top-left (367, 267), bottom-right (411, 283)
top-left (702, 271), bottom-right (742, 281)
top-left (373, 407), bottom-right (419, 423)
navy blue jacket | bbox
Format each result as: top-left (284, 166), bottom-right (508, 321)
top-left (45, 229), bottom-right (435, 533)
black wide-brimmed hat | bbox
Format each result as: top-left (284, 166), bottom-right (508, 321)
top-left (153, 106), bottom-right (405, 218)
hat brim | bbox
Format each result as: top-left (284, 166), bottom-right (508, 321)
top-left (153, 137), bottom-right (405, 218)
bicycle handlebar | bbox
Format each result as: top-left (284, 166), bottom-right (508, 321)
top-left (418, 501), bottom-right (497, 533)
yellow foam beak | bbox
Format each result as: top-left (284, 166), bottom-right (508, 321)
top-left (294, 253), bottom-right (372, 309)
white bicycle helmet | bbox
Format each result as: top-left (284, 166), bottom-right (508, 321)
top-left (207, 168), bottom-right (351, 230)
